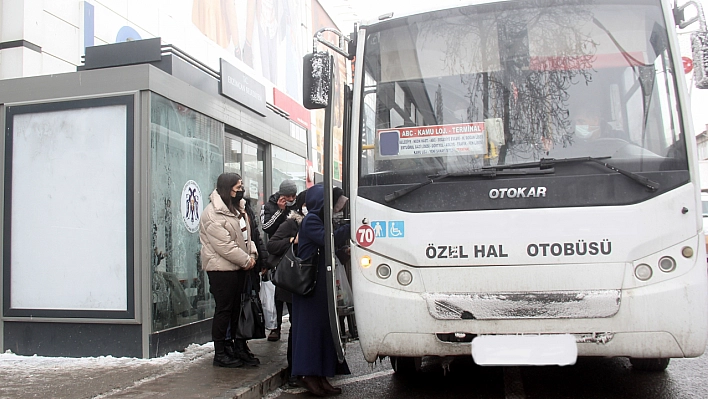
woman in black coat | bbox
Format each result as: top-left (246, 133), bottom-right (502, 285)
top-left (291, 184), bottom-right (350, 396)
top-left (267, 191), bottom-right (307, 326)
top-left (266, 189), bottom-right (306, 385)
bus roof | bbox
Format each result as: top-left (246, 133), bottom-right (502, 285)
top-left (357, 0), bottom-right (512, 28)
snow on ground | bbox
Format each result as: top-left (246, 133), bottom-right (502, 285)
top-left (0, 342), bottom-right (213, 373)
top-left (0, 342), bottom-right (215, 399)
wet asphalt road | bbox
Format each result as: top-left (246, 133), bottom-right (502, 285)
top-left (268, 339), bottom-right (708, 399)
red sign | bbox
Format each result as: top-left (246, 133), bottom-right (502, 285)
top-left (683, 57), bottom-right (694, 74)
top-left (356, 225), bottom-right (375, 247)
top-left (273, 88), bottom-right (311, 129)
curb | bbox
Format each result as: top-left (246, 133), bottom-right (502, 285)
top-left (218, 366), bottom-right (289, 399)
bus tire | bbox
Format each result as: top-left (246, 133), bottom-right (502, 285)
top-left (390, 356), bottom-right (422, 375)
top-left (629, 357), bottom-right (670, 371)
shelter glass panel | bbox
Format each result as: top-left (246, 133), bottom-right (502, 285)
top-left (150, 93), bottom-right (224, 332)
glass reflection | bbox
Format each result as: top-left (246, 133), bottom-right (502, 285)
top-left (150, 93), bottom-right (224, 331)
top-left (243, 139), bottom-right (266, 239)
top-left (272, 146), bottom-right (307, 193)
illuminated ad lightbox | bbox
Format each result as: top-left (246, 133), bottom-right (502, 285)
top-left (3, 96), bottom-right (135, 318)
top-left (375, 120), bottom-right (504, 159)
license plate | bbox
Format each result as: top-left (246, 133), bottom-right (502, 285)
top-left (471, 334), bottom-right (577, 366)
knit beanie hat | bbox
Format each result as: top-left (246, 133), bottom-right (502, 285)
top-left (279, 179), bottom-right (298, 196)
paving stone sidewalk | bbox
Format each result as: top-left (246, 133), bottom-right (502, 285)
top-left (0, 322), bottom-right (290, 399)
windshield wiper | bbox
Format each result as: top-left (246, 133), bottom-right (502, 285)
top-left (484, 156), bottom-right (660, 191)
top-left (384, 169), bottom-right (554, 203)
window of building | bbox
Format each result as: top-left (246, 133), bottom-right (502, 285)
top-left (290, 121), bottom-right (307, 144)
top-left (225, 133), bottom-right (266, 241)
top-left (272, 146), bottom-right (307, 195)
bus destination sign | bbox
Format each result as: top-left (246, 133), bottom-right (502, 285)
top-left (377, 122), bottom-right (487, 159)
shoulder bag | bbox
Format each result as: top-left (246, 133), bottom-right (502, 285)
top-left (234, 274), bottom-right (266, 340)
top-left (271, 244), bottom-right (318, 296)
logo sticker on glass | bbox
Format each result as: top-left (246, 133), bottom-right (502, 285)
top-left (181, 180), bottom-right (202, 233)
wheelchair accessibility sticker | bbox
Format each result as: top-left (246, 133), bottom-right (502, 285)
top-left (371, 221), bottom-right (405, 238)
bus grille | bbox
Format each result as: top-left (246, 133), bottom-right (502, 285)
top-left (423, 290), bottom-right (621, 320)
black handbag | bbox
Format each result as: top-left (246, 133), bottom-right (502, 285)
top-left (234, 274), bottom-right (266, 340)
top-left (271, 244), bottom-right (318, 296)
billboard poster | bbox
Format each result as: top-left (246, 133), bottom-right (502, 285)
top-left (191, 0), bottom-right (307, 100)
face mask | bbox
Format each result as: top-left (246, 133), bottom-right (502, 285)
top-left (575, 125), bottom-right (598, 139)
top-left (233, 191), bottom-right (244, 203)
top-left (285, 199), bottom-right (296, 207)
top-left (301, 206), bottom-right (308, 216)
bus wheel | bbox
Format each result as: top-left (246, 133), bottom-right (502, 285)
top-left (390, 356), bottom-right (422, 375)
top-left (630, 357), bottom-right (670, 371)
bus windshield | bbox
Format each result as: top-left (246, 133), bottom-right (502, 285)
top-left (358, 0), bottom-right (688, 210)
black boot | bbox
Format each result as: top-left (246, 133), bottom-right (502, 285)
top-left (224, 339), bottom-right (236, 359)
top-left (234, 339), bottom-right (259, 366)
top-left (243, 340), bottom-right (259, 362)
top-left (213, 340), bottom-right (244, 368)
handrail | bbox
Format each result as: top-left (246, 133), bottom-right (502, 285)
top-left (677, 0), bottom-right (707, 30)
top-left (313, 27), bottom-right (353, 59)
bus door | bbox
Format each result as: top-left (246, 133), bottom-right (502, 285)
top-left (303, 34), bottom-right (355, 362)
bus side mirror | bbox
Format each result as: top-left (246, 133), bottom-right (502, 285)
top-left (303, 52), bottom-right (332, 109)
top-left (675, 1), bottom-right (708, 88)
top-left (692, 30), bottom-right (708, 89)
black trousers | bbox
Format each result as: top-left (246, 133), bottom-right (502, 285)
top-left (275, 300), bottom-right (286, 330)
top-left (207, 270), bottom-right (246, 343)
top-left (275, 300), bottom-right (294, 369)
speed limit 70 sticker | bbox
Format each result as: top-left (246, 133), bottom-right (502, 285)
top-left (356, 225), bottom-right (375, 247)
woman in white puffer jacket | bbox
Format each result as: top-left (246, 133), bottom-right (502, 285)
top-left (199, 173), bottom-right (258, 368)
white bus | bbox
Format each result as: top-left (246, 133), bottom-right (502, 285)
top-left (306, 0), bottom-right (708, 373)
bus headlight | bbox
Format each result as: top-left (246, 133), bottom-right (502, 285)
top-left (634, 264), bottom-right (653, 281)
top-left (397, 270), bottom-right (413, 286)
top-left (658, 256), bottom-right (676, 273)
top-left (376, 264), bottom-right (391, 279)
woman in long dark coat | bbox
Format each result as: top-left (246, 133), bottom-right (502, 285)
top-left (266, 189), bottom-right (306, 387)
top-left (291, 184), bottom-right (350, 396)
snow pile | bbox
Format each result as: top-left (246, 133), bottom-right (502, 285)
top-left (0, 341), bottom-right (214, 373)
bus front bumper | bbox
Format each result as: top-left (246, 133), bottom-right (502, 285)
top-left (352, 260), bottom-right (708, 363)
